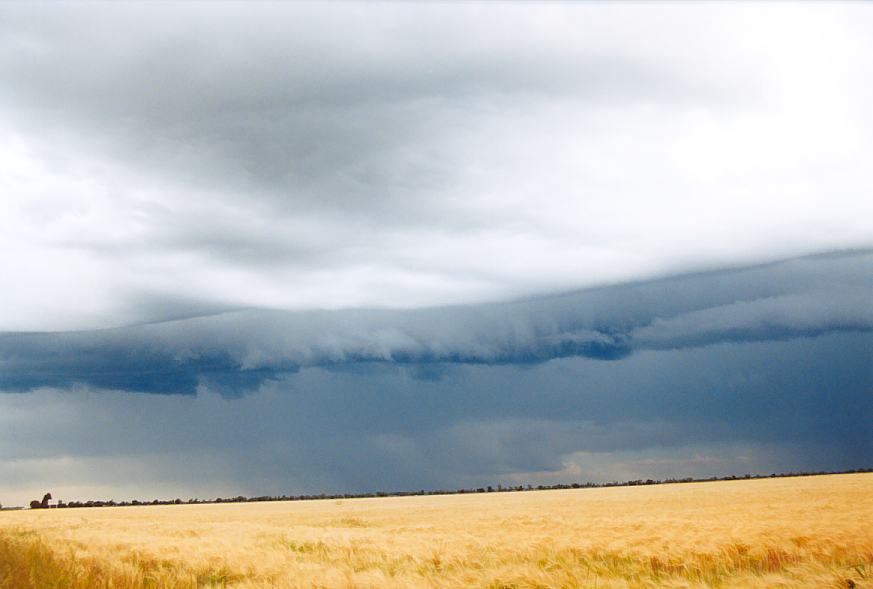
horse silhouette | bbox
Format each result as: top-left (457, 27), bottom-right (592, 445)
top-left (29, 492), bottom-right (52, 509)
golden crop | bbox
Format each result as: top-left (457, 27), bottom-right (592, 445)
top-left (1, 473), bottom-right (871, 588)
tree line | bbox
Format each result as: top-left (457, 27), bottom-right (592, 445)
top-left (16, 467), bottom-right (871, 510)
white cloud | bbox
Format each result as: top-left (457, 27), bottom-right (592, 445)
top-left (1, 3), bottom-right (872, 330)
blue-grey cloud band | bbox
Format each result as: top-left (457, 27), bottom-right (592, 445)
top-left (2, 250), bottom-right (870, 396)
top-left (3, 327), bottom-right (871, 504)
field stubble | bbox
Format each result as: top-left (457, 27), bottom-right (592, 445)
top-left (0, 473), bottom-right (871, 588)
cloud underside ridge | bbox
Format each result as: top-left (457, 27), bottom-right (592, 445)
top-left (2, 250), bottom-right (871, 395)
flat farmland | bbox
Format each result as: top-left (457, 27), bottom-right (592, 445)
top-left (1, 473), bottom-right (871, 588)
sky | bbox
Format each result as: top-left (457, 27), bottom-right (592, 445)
top-left (1, 2), bottom-right (872, 507)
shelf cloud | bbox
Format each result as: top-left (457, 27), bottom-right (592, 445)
top-left (2, 251), bottom-right (870, 396)
top-left (1, 2), bottom-right (872, 506)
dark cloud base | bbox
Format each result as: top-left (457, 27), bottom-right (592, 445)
top-left (1, 250), bottom-right (870, 504)
top-left (1, 249), bottom-right (870, 396)
top-left (2, 330), bottom-right (870, 505)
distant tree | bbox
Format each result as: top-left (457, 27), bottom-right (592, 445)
top-left (29, 492), bottom-right (52, 509)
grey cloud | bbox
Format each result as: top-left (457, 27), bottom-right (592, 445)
top-left (0, 3), bottom-right (714, 212)
top-left (2, 2), bottom-right (872, 507)
top-left (635, 288), bottom-right (873, 350)
top-left (2, 3), bottom-right (872, 330)
top-left (1, 250), bottom-right (870, 395)
top-left (0, 2), bottom-right (765, 282)
top-left (2, 328), bottom-right (870, 505)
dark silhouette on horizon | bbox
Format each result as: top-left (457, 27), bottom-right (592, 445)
top-left (9, 468), bottom-right (869, 511)
top-left (29, 492), bottom-right (52, 509)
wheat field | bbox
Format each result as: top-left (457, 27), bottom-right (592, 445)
top-left (0, 473), bottom-right (871, 589)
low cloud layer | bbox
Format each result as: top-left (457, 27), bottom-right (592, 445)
top-left (2, 328), bottom-right (870, 506)
top-left (1, 251), bottom-right (871, 395)
top-left (2, 252), bottom-right (870, 505)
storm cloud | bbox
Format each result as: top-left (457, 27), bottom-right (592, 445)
top-left (2, 329), bottom-right (870, 506)
top-left (1, 3), bottom-right (872, 506)
top-left (1, 250), bottom-right (870, 395)
top-left (2, 251), bottom-right (869, 505)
